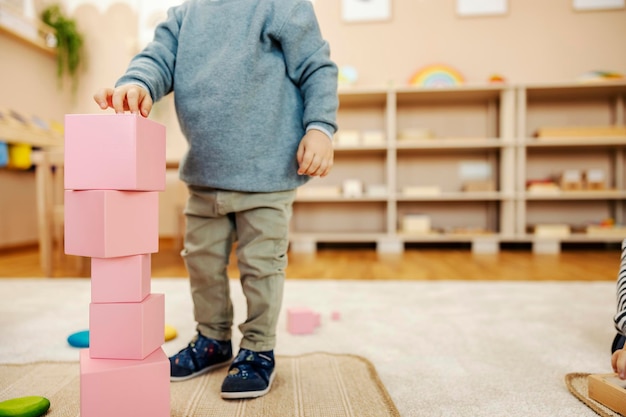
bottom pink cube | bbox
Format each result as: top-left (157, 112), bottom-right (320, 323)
top-left (80, 347), bottom-right (170, 417)
top-left (287, 307), bottom-right (321, 335)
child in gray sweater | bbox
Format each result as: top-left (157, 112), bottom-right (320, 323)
top-left (94, 0), bottom-right (338, 399)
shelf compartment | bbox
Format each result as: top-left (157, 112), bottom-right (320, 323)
top-left (525, 200), bottom-right (624, 228)
top-left (337, 88), bottom-right (389, 142)
top-left (291, 201), bottom-right (388, 235)
top-left (525, 147), bottom-right (621, 190)
top-left (397, 200), bottom-right (501, 236)
top-left (395, 86), bottom-right (507, 141)
top-left (521, 82), bottom-right (626, 138)
top-left (397, 149), bottom-right (501, 193)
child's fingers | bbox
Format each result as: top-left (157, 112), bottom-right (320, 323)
top-left (125, 87), bottom-right (142, 114)
top-left (301, 155), bottom-right (334, 177)
top-left (93, 88), bottom-right (114, 110)
top-left (111, 88), bottom-right (129, 114)
top-left (140, 96), bottom-right (153, 117)
top-left (298, 150), bottom-right (314, 175)
top-left (613, 350), bottom-right (626, 378)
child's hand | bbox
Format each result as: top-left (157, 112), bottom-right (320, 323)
top-left (612, 348), bottom-right (626, 379)
top-left (93, 85), bottom-right (153, 117)
top-left (296, 129), bottom-right (334, 177)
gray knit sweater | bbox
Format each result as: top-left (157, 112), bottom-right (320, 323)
top-left (116, 0), bottom-right (338, 192)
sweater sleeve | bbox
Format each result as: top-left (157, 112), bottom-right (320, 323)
top-left (275, 1), bottom-right (338, 136)
top-left (115, 6), bottom-right (182, 102)
top-left (614, 238), bottom-right (626, 334)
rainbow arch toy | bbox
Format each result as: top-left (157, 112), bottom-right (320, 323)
top-left (409, 64), bottom-right (465, 87)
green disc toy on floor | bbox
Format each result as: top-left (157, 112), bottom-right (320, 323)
top-left (0, 396), bottom-right (50, 417)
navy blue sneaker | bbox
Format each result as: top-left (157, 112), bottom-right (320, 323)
top-left (169, 333), bottom-right (233, 381)
top-left (221, 348), bottom-right (276, 399)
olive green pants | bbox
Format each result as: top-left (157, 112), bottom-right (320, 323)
top-left (181, 186), bottom-right (295, 352)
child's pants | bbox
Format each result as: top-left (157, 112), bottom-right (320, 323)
top-left (181, 185), bottom-right (296, 352)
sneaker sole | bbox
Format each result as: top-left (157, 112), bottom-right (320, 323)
top-left (170, 357), bottom-right (232, 382)
top-left (220, 371), bottom-right (276, 400)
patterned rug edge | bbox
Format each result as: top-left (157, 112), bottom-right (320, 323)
top-left (564, 372), bottom-right (621, 417)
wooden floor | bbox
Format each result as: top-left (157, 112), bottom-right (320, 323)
top-left (0, 240), bottom-right (622, 281)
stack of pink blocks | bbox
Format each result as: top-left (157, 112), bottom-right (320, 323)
top-left (64, 114), bottom-right (170, 417)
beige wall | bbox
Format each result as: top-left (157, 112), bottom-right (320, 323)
top-left (314, 0), bottom-right (626, 86)
top-left (1, 0), bottom-right (625, 247)
top-left (0, 25), bottom-right (72, 248)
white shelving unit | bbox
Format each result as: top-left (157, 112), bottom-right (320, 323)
top-left (289, 81), bottom-right (626, 254)
top-left (516, 81), bottom-right (626, 253)
top-left (290, 84), bottom-right (515, 253)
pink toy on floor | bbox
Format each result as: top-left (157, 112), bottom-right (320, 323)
top-left (287, 307), bottom-right (321, 335)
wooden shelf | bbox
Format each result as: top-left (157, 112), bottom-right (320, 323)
top-left (0, 6), bottom-right (56, 57)
top-left (289, 81), bottom-right (626, 254)
top-left (0, 108), bottom-right (63, 148)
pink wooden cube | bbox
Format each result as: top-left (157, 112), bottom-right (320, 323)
top-left (287, 307), bottom-right (321, 335)
top-left (64, 190), bottom-right (158, 258)
top-left (91, 254), bottom-right (151, 303)
top-left (64, 113), bottom-right (166, 191)
top-left (89, 293), bottom-right (164, 360)
top-left (80, 347), bottom-right (169, 417)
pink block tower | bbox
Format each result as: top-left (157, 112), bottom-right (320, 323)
top-left (64, 114), bottom-right (170, 417)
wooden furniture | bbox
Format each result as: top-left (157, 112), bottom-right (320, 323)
top-left (517, 81), bottom-right (626, 253)
top-left (31, 147), bottom-right (69, 277)
top-left (0, 2), bottom-right (56, 56)
top-left (291, 84), bottom-right (515, 254)
top-left (290, 80), bottom-right (626, 254)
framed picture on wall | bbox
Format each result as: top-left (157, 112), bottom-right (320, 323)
top-left (341, 0), bottom-right (391, 23)
top-left (456, 0), bottom-right (508, 16)
top-left (573, 0), bottom-right (625, 10)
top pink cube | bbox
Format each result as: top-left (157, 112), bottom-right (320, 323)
top-left (64, 114), bottom-right (166, 191)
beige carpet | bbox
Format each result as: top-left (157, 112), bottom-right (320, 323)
top-left (0, 352), bottom-right (400, 417)
top-left (565, 373), bottom-right (622, 417)
top-left (2, 278), bottom-right (620, 416)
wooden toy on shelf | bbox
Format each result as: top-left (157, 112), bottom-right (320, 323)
top-left (343, 179), bottom-right (363, 198)
top-left (535, 125), bottom-right (626, 139)
top-left (560, 169), bottom-right (583, 191)
top-left (584, 169), bottom-right (606, 190)
top-left (401, 214), bottom-right (432, 234)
